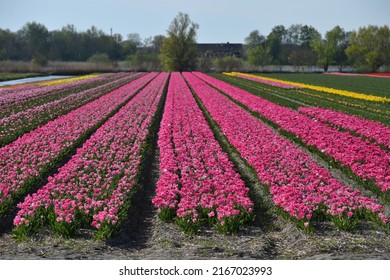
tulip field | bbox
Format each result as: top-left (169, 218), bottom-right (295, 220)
top-left (0, 71), bottom-right (389, 242)
top-left (152, 72), bottom-right (253, 234)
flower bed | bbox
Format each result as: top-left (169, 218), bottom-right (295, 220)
top-left (0, 73), bottom-right (157, 215)
top-left (0, 73), bottom-right (144, 146)
top-left (298, 107), bottom-right (390, 149)
top-left (185, 72), bottom-right (388, 230)
top-left (226, 72), bottom-right (390, 102)
top-left (0, 73), bottom-right (127, 115)
top-left (194, 72), bottom-right (390, 195)
top-left (13, 73), bottom-right (168, 239)
top-left (152, 72), bottom-right (253, 234)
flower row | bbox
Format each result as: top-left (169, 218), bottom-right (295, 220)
top-left (152, 72), bottom-right (253, 234)
top-left (226, 73), bottom-right (386, 117)
top-left (0, 73), bottom-right (144, 146)
top-left (0, 73), bottom-right (157, 215)
top-left (224, 72), bottom-right (301, 89)
top-left (0, 72), bottom-right (125, 114)
top-left (13, 73), bottom-right (168, 239)
top-left (194, 72), bottom-right (390, 194)
top-left (228, 72), bottom-right (390, 102)
top-left (185, 72), bottom-right (388, 230)
top-left (298, 107), bottom-right (390, 149)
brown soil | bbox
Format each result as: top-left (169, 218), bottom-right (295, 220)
top-left (0, 210), bottom-right (389, 260)
top-left (1, 151), bottom-right (389, 260)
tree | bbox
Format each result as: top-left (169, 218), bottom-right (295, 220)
top-left (244, 30), bottom-right (270, 69)
top-left (197, 56), bottom-right (214, 72)
top-left (18, 22), bottom-right (49, 60)
top-left (159, 12), bottom-right (199, 71)
top-left (311, 26), bottom-right (348, 71)
top-left (266, 25), bottom-right (287, 64)
top-left (126, 34), bottom-right (164, 71)
top-left (245, 30), bottom-right (265, 49)
top-left (214, 56), bottom-right (244, 72)
top-left (346, 25), bottom-right (390, 72)
top-left (122, 33), bottom-right (142, 56)
top-left (151, 35), bottom-right (165, 53)
top-left (49, 25), bottom-right (80, 61)
top-left (288, 48), bottom-right (317, 71)
top-left (266, 24), bottom-right (319, 67)
top-left (285, 24), bottom-right (302, 45)
top-left (333, 31), bottom-right (350, 71)
top-left (0, 28), bottom-right (18, 60)
top-left (247, 45), bottom-right (270, 70)
top-left (87, 53), bottom-right (111, 64)
top-left (299, 25), bottom-right (321, 47)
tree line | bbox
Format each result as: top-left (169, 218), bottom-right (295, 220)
top-left (0, 22), bottom-right (164, 70)
top-left (244, 24), bottom-right (390, 72)
top-left (0, 17), bottom-right (389, 72)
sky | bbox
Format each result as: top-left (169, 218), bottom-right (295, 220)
top-left (1, 0), bottom-right (389, 43)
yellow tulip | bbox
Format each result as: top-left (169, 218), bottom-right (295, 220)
top-left (226, 72), bottom-right (390, 102)
top-left (39, 74), bottom-right (100, 86)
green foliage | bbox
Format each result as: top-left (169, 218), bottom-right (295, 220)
top-left (87, 53), bottom-right (111, 64)
top-left (310, 26), bottom-right (349, 71)
top-left (175, 213), bottom-right (203, 235)
top-left (346, 25), bottom-right (390, 72)
top-left (247, 45), bottom-right (271, 68)
top-left (157, 207), bottom-right (177, 222)
top-left (311, 39), bottom-right (329, 70)
top-left (20, 22), bottom-right (49, 60)
top-left (126, 52), bottom-right (160, 71)
top-left (288, 47), bottom-right (317, 68)
top-left (214, 56), bottom-right (244, 72)
top-left (266, 25), bottom-right (287, 64)
top-left (245, 30), bottom-right (265, 49)
top-left (159, 12), bottom-right (199, 71)
top-left (0, 72), bottom-right (43, 82)
top-left (197, 56), bottom-right (214, 72)
top-left (244, 30), bottom-right (270, 68)
top-left (243, 24), bottom-right (321, 68)
top-left (31, 55), bottom-right (48, 66)
top-left (215, 208), bottom-right (254, 234)
top-left (121, 33), bottom-right (142, 57)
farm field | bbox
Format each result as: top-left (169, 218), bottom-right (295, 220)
top-left (260, 73), bottom-right (390, 97)
top-left (216, 73), bottom-right (390, 125)
top-left (0, 72), bottom-right (389, 260)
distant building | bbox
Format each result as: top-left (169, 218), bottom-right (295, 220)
top-left (196, 43), bottom-right (244, 58)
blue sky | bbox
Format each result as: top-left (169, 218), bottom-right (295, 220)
top-left (1, 0), bottom-right (389, 43)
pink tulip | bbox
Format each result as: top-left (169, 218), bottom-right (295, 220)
top-left (152, 72), bottom-right (253, 233)
top-left (13, 73), bottom-right (168, 238)
top-left (1, 73), bottom-right (157, 215)
top-left (184, 72), bottom-right (388, 228)
top-left (192, 72), bottom-right (390, 193)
